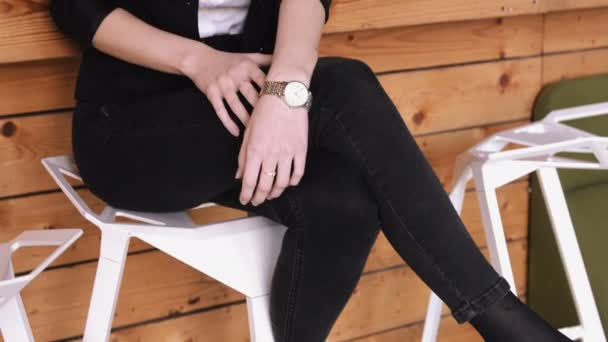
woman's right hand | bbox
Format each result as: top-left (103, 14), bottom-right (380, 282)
top-left (181, 47), bottom-right (273, 137)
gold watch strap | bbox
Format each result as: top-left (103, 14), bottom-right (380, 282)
top-left (260, 81), bottom-right (286, 97)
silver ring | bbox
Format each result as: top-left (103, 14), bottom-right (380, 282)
top-left (263, 171), bottom-right (276, 177)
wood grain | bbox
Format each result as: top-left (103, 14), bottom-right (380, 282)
top-left (0, 5), bottom-right (79, 63)
top-left (542, 48), bottom-right (608, 84)
top-left (382, 58), bottom-right (540, 135)
top-left (323, 0), bottom-right (542, 33)
top-left (542, 0), bottom-right (608, 12)
top-left (544, 7), bottom-right (608, 53)
top-left (0, 57), bottom-right (78, 115)
top-left (320, 15), bottom-right (542, 73)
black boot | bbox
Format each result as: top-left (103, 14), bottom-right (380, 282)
top-left (469, 291), bottom-right (574, 341)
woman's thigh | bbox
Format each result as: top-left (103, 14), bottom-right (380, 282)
top-left (72, 84), bottom-right (248, 212)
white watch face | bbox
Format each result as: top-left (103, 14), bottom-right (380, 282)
top-left (284, 81), bottom-right (309, 107)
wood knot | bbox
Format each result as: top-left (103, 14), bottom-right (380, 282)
top-left (499, 73), bottom-right (511, 89)
top-left (412, 111), bottom-right (426, 126)
top-left (187, 296), bottom-right (200, 305)
top-left (0, 2), bottom-right (13, 14)
top-left (347, 34), bottom-right (355, 42)
top-left (2, 121), bottom-right (16, 137)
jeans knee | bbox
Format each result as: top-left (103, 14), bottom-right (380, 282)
top-left (323, 56), bottom-right (377, 87)
top-left (313, 56), bottom-right (388, 119)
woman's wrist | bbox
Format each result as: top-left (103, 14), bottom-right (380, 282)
top-left (266, 59), bottom-right (315, 88)
top-left (177, 43), bottom-right (217, 78)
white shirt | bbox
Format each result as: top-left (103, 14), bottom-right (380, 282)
top-left (198, 0), bottom-right (252, 38)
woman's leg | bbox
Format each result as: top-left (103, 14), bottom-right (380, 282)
top-left (73, 82), bottom-right (384, 341)
top-left (210, 149), bottom-right (381, 341)
top-left (299, 56), bottom-right (571, 341)
top-left (72, 86), bottom-right (247, 212)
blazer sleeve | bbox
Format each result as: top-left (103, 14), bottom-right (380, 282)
top-left (319, 0), bottom-right (331, 23)
top-left (49, 0), bottom-right (119, 47)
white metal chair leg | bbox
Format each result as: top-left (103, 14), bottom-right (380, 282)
top-left (83, 229), bottom-right (131, 342)
top-left (0, 229), bottom-right (82, 341)
top-left (536, 167), bottom-right (606, 342)
top-left (0, 260), bottom-right (34, 342)
top-left (0, 293), bottom-right (33, 341)
top-left (421, 292), bottom-right (443, 342)
top-left (472, 164), bottom-right (516, 291)
top-left (246, 294), bottom-right (274, 342)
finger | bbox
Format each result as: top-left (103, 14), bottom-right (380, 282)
top-left (243, 52), bottom-right (273, 66)
top-left (247, 64), bottom-right (268, 89)
top-left (290, 148), bottom-right (306, 186)
top-left (207, 85), bottom-right (240, 137)
top-left (218, 75), bottom-right (249, 118)
top-left (251, 156), bottom-right (278, 206)
top-left (236, 126), bottom-right (250, 179)
top-left (268, 155), bottom-right (293, 200)
top-left (240, 151), bottom-right (263, 205)
top-left (239, 81), bottom-right (260, 108)
top-left (224, 88), bottom-right (250, 127)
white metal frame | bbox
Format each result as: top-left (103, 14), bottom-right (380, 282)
top-left (0, 229), bottom-right (83, 341)
top-left (41, 155), bottom-right (287, 342)
top-left (421, 101), bottom-right (608, 341)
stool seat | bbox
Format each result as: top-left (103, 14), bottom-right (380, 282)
top-left (421, 101), bottom-right (608, 342)
top-left (42, 154), bottom-right (286, 342)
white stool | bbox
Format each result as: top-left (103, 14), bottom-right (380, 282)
top-left (421, 102), bottom-right (608, 342)
top-left (42, 155), bottom-right (286, 342)
top-left (0, 229), bottom-right (83, 341)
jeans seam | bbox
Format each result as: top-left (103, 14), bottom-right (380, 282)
top-left (452, 276), bottom-right (511, 323)
top-left (281, 190), bottom-right (307, 342)
top-left (330, 111), bottom-right (469, 306)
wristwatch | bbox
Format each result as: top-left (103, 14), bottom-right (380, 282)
top-left (260, 80), bottom-right (313, 111)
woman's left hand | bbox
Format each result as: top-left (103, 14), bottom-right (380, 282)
top-left (235, 92), bottom-right (309, 206)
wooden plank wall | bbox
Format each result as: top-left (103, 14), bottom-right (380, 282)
top-left (1, 1), bottom-right (607, 340)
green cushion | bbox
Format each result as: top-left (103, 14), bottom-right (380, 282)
top-left (527, 73), bottom-right (608, 335)
top-left (532, 74), bottom-right (608, 191)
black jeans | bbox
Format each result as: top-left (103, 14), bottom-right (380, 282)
top-left (72, 45), bottom-right (511, 341)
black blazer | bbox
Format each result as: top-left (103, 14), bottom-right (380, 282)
top-left (49, 0), bottom-right (331, 104)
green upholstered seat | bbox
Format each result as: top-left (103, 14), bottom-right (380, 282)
top-left (527, 73), bottom-right (608, 335)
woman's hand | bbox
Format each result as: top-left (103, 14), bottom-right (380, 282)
top-left (235, 94), bottom-right (309, 206)
top-left (181, 47), bottom-right (273, 137)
